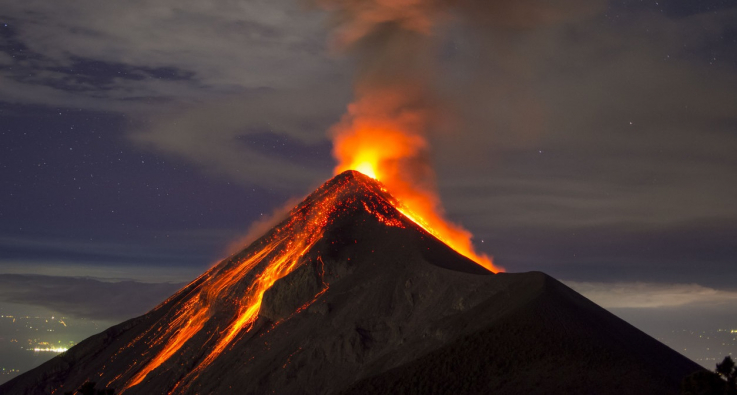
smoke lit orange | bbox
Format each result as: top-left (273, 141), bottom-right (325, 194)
top-left (332, 86), bottom-right (502, 273)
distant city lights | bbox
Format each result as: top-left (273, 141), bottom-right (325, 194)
top-left (32, 347), bottom-right (68, 353)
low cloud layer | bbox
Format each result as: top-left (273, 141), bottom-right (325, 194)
top-left (0, 274), bottom-right (184, 321)
top-left (567, 281), bottom-right (737, 309)
top-left (3, 273), bottom-right (733, 324)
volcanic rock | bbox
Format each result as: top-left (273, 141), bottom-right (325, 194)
top-left (0, 171), bottom-right (702, 395)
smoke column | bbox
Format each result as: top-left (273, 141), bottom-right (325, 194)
top-left (313, 0), bottom-right (500, 272)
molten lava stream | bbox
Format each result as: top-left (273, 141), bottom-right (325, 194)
top-left (326, 79), bottom-right (503, 274)
top-left (120, 169), bottom-right (495, 394)
top-left (394, 205), bottom-right (498, 272)
top-left (331, 109), bottom-right (501, 273)
top-left (168, 240), bottom-right (321, 394)
top-left (122, 187), bottom-right (345, 393)
top-left (345, 165), bottom-right (499, 273)
top-left (123, 243), bottom-right (279, 389)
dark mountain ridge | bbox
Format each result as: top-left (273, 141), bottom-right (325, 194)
top-left (1, 171), bottom-right (701, 394)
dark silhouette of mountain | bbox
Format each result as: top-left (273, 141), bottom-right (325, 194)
top-left (0, 171), bottom-right (702, 394)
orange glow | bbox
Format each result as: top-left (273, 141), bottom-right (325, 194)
top-left (123, 243), bottom-right (279, 390)
top-left (355, 162), bottom-right (377, 179)
top-left (332, 86), bottom-right (503, 273)
top-left (117, 173), bottom-right (411, 393)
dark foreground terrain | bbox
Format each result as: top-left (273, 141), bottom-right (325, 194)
top-left (1, 171), bottom-right (702, 394)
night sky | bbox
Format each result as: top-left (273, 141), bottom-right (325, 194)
top-left (1, 0), bottom-right (736, 366)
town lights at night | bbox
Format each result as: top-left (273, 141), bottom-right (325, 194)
top-left (32, 347), bottom-right (68, 353)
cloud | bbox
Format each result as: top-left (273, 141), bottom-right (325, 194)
top-left (427, 6), bottom-right (737, 239)
top-left (0, 232), bottom-right (228, 283)
top-left (566, 281), bottom-right (737, 309)
top-left (0, 274), bottom-right (184, 321)
top-left (0, 232), bottom-right (223, 265)
top-left (1, 0), bottom-right (350, 188)
top-left (0, 260), bottom-right (204, 284)
top-left (458, 0), bottom-right (606, 28)
top-left (0, 0), bottom-right (336, 104)
top-left (129, 85), bottom-right (348, 188)
top-left (2, 1), bottom-right (736, 215)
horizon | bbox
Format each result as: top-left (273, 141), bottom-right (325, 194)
top-left (1, 0), bottom-right (736, 386)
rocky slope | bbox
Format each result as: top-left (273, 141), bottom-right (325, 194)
top-left (0, 171), bottom-right (701, 394)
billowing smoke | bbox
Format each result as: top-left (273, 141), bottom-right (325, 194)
top-left (311, 0), bottom-right (604, 272)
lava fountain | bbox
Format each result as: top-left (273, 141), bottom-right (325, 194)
top-left (331, 86), bottom-right (501, 273)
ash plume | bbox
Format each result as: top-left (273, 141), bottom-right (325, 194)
top-left (308, 0), bottom-right (605, 272)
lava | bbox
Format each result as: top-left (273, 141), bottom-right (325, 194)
top-left (332, 88), bottom-right (502, 273)
top-left (116, 172), bottom-right (419, 393)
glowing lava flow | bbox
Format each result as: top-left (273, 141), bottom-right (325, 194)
top-left (124, 244), bottom-right (279, 389)
top-left (117, 172), bottom-right (408, 393)
top-left (332, 101), bottom-right (502, 273)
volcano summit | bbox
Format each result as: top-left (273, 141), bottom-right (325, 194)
top-left (1, 171), bottom-right (700, 394)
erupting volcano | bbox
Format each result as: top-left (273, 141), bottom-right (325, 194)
top-left (330, 87), bottom-right (500, 274)
top-left (116, 170), bottom-right (486, 394)
top-left (1, 171), bottom-right (700, 395)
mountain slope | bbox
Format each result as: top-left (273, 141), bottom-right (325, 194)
top-left (341, 272), bottom-right (698, 394)
top-left (0, 171), bottom-right (701, 394)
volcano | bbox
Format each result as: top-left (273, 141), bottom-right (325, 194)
top-left (2, 171), bottom-right (700, 394)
